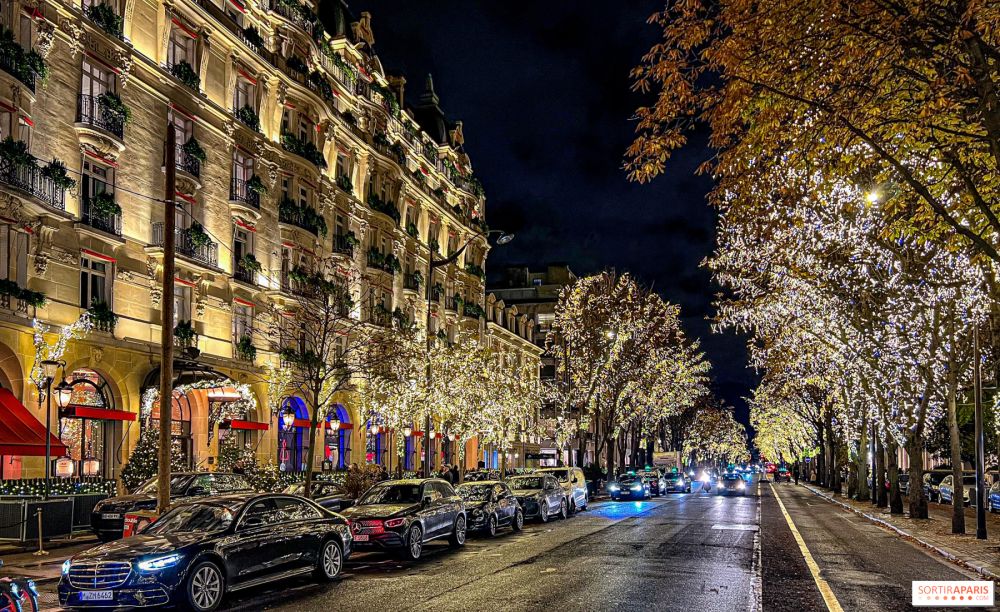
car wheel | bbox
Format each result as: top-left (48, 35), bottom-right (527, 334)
top-left (568, 498), bottom-right (577, 515)
top-left (540, 502), bottom-right (550, 522)
top-left (512, 509), bottom-right (524, 532)
top-left (559, 499), bottom-right (568, 520)
top-left (314, 538), bottom-right (343, 581)
top-left (402, 525), bottom-right (423, 561)
top-left (185, 560), bottom-right (225, 612)
top-left (449, 515), bottom-right (467, 547)
top-left (486, 514), bottom-right (497, 537)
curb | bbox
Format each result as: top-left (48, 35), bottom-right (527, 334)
top-left (799, 483), bottom-right (1000, 581)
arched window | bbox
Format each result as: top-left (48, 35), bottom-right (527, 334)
top-left (278, 397), bottom-right (310, 472)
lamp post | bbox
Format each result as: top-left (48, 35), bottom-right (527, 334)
top-left (38, 360), bottom-right (63, 500)
top-left (422, 230), bottom-right (513, 478)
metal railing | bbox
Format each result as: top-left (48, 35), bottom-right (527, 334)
top-left (234, 259), bottom-right (255, 284)
top-left (403, 273), bottom-right (421, 291)
top-left (229, 177), bottom-right (260, 209)
top-left (81, 196), bottom-right (122, 236)
top-left (0, 157), bottom-right (67, 210)
top-left (332, 233), bottom-right (354, 256)
top-left (76, 94), bottom-right (126, 140)
top-left (164, 142), bottom-right (201, 178)
top-left (278, 205), bottom-right (320, 236)
top-left (152, 223), bottom-right (218, 266)
top-left (0, 44), bottom-right (35, 92)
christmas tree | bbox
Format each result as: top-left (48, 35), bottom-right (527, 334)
top-left (120, 425), bottom-right (186, 492)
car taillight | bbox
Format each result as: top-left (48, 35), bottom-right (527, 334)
top-left (384, 518), bottom-right (405, 529)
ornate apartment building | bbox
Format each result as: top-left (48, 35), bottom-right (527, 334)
top-left (0, 0), bottom-right (538, 480)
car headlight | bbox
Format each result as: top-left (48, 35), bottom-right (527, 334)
top-left (737, 481), bottom-right (746, 489)
top-left (631, 484), bottom-right (642, 491)
top-left (61, 560), bottom-right (71, 575)
top-left (608, 484), bottom-right (619, 490)
top-left (137, 554), bottom-right (182, 572)
top-left (472, 509), bottom-right (483, 518)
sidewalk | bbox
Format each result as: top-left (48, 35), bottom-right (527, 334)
top-left (0, 536), bottom-right (98, 585)
top-left (800, 482), bottom-right (1000, 580)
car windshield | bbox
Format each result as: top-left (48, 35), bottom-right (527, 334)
top-left (284, 482), bottom-right (343, 497)
top-left (545, 469), bottom-right (570, 482)
top-left (618, 476), bottom-right (639, 485)
top-left (136, 475), bottom-right (191, 496)
top-left (457, 485), bottom-right (492, 501)
top-left (723, 473), bottom-right (740, 480)
top-left (144, 502), bottom-right (238, 535)
top-left (928, 473), bottom-right (948, 484)
top-left (510, 477), bottom-right (543, 490)
top-left (359, 483), bottom-right (422, 505)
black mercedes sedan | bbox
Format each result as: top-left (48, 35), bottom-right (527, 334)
top-left (663, 471), bottom-right (692, 493)
top-left (282, 481), bottom-right (353, 511)
top-left (508, 474), bottom-right (566, 522)
top-left (455, 481), bottom-right (524, 536)
top-left (90, 472), bottom-right (253, 541)
top-left (339, 478), bottom-right (466, 561)
top-left (60, 493), bottom-right (350, 611)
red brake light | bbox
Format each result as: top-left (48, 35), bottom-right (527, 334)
top-left (384, 518), bottom-right (405, 529)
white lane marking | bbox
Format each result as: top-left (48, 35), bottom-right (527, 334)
top-left (712, 524), bottom-right (760, 531)
top-left (749, 480), bottom-right (762, 612)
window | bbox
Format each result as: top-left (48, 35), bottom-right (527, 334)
top-left (81, 58), bottom-right (115, 98)
top-left (0, 109), bottom-right (29, 145)
top-left (233, 225), bottom-right (252, 263)
top-left (298, 182), bottom-right (311, 209)
top-left (335, 152), bottom-right (351, 179)
top-left (335, 212), bottom-right (347, 237)
top-left (167, 24), bottom-right (197, 68)
top-left (234, 75), bottom-right (255, 112)
top-left (0, 225), bottom-right (28, 286)
top-left (174, 284), bottom-right (192, 325)
top-left (274, 497), bottom-right (321, 521)
top-left (232, 148), bottom-right (254, 183)
top-left (80, 256), bottom-right (111, 308)
top-left (169, 111), bottom-right (194, 143)
top-left (233, 303), bottom-right (253, 339)
top-left (224, 2), bottom-right (245, 27)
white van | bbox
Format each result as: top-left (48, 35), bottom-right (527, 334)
top-left (535, 467), bottom-right (588, 513)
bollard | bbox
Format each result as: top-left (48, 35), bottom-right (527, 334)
top-left (32, 508), bottom-right (47, 556)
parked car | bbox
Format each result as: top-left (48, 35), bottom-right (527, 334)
top-left (988, 480), bottom-right (1000, 512)
top-left (639, 470), bottom-right (666, 497)
top-left (773, 467), bottom-right (791, 483)
top-left (923, 470), bottom-right (951, 502)
top-left (60, 493), bottom-right (350, 611)
top-left (535, 467), bottom-right (589, 512)
top-left (608, 473), bottom-right (651, 501)
top-left (463, 469), bottom-right (502, 482)
top-left (663, 471), bottom-right (692, 493)
top-left (282, 481), bottom-right (353, 512)
top-left (339, 479), bottom-right (466, 561)
top-left (90, 472), bottom-right (253, 541)
top-left (455, 481), bottom-right (524, 536)
top-left (508, 474), bottom-right (567, 521)
top-left (718, 472), bottom-right (748, 496)
top-left (939, 474), bottom-right (978, 506)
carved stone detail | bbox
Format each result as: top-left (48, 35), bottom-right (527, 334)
top-left (149, 285), bottom-right (162, 306)
top-left (117, 47), bottom-right (134, 88)
top-left (35, 21), bottom-right (55, 59)
top-left (60, 19), bottom-right (85, 58)
top-left (91, 346), bottom-right (104, 363)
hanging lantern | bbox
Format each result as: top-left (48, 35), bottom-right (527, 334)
top-left (55, 381), bottom-right (74, 410)
top-left (370, 423), bottom-right (379, 435)
top-left (403, 426), bottom-right (412, 437)
top-left (55, 456), bottom-right (75, 478)
top-left (329, 418), bottom-right (340, 432)
top-left (82, 458), bottom-right (100, 477)
top-left (281, 408), bottom-right (296, 431)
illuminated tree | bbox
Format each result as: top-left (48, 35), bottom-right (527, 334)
top-left (683, 408), bottom-right (750, 466)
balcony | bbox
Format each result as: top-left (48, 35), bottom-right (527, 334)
top-left (270, 0), bottom-right (314, 35)
top-left (229, 177), bottom-right (260, 209)
top-left (234, 258), bottom-right (256, 284)
top-left (331, 233), bottom-right (355, 257)
top-left (0, 157), bottom-right (67, 211)
top-left (234, 334), bottom-right (256, 362)
top-left (278, 199), bottom-right (325, 236)
top-left (354, 79), bottom-right (371, 100)
top-left (444, 296), bottom-right (458, 312)
top-left (76, 94), bottom-right (126, 141)
top-left (369, 306), bottom-right (392, 328)
top-left (152, 223), bottom-right (219, 267)
top-left (403, 273), bottom-right (421, 292)
top-left (164, 142), bottom-right (201, 179)
top-left (81, 195), bottom-right (122, 237)
top-left (83, 3), bottom-right (125, 40)
top-left (0, 40), bottom-right (36, 93)
top-left (366, 249), bottom-right (399, 275)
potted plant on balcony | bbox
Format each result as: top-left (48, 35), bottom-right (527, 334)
top-left (246, 174), bottom-right (267, 195)
top-left (384, 253), bottom-right (402, 274)
top-left (188, 221), bottom-right (212, 248)
top-left (241, 26), bottom-right (264, 49)
top-left (367, 248), bottom-right (385, 269)
top-left (97, 91), bottom-right (131, 125)
top-left (341, 111), bottom-right (357, 126)
top-left (235, 104), bottom-right (260, 132)
top-left (170, 60), bottom-right (200, 90)
top-left (278, 195), bottom-right (298, 220)
top-left (335, 173), bottom-right (353, 194)
top-left (406, 221), bottom-right (418, 239)
top-left (174, 320), bottom-right (196, 345)
top-left (40, 159), bottom-right (77, 190)
top-left (86, 300), bottom-right (118, 330)
top-left (343, 230), bottom-right (360, 250)
top-left (286, 55), bottom-right (308, 76)
top-left (19, 288), bottom-right (46, 309)
top-left (0, 137), bottom-right (34, 168)
top-left (84, 3), bottom-right (124, 38)
top-left (428, 238), bottom-right (440, 254)
top-left (90, 191), bottom-right (121, 217)
top-left (182, 137), bottom-right (207, 164)
top-left (288, 265), bottom-right (311, 284)
top-left (240, 253), bottom-right (262, 275)
top-left (410, 270), bottom-right (423, 287)
top-left (236, 334), bottom-right (256, 362)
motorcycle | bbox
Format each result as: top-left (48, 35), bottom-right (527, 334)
top-left (0, 560), bottom-right (39, 612)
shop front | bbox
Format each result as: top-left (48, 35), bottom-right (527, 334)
top-left (57, 368), bottom-right (134, 480)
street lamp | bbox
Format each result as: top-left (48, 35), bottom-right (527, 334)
top-left (38, 359), bottom-right (64, 500)
top-left (281, 407), bottom-right (296, 431)
top-left (422, 229), bottom-right (513, 477)
top-left (403, 426), bottom-right (412, 437)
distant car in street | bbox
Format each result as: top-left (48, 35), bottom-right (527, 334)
top-left (773, 467), bottom-right (791, 483)
top-left (90, 472), bottom-right (253, 541)
top-left (608, 473), bottom-right (651, 501)
top-left (282, 481), bottom-right (353, 511)
top-left (60, 493), bottom-right (350, 611)
top-left (718, 472), bottom-right (748, 496)
top-left (938, 474), bottom-right (978, 506)
top-left (639, 470), bottom-right (666, 497)
top-left (508, 474), bottom-right (567, 522)
top-left (535, 467), bottom-right (589, 512)
top-left (663, 471), bottom-right (691, 493)
top-left (339, 479), bottom-right (466, 561)
top-left (456, 481), bottom-right (524, 536)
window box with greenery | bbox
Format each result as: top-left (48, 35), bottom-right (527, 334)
top-left (411, 168), bottom-right (426, 184)
top-left (0, 278), bottom-right (45, 311)
top-left (174, 320), bottom-right (196, 347)
top-left (463, 302), bottom-right (485, 319)
top-left (89, 191), bottom-right (121, 217)
top-left (335, 173), bottom-right (353, 194)
top-left (288, 265), bottom-right (311, 285)
top-left (87, 301), bottom-right (118, 333)
top-left (431, 282), bottom-right (444, 301)
top-left (40, 159), bottom-right (77, 191)
top-left (237, 253), bottom-right (261, 284)
top-left (465, 262), bottom-right (485, 280)
top-left (170, 60), bottom-right (200, 90)
top-left (84, 3), bottom-right (124, 39)
top-left (241, 26), bottom-right (264, 50)
top-left (95, 91), bottom-right (131, 137)
top-left (406, 221), bottom-right (418, 239)
top-left (188, 221), bottom-right (212, 248)
top-left (280, 132), bottom-right (327, 169)
top-left (308, 71), bottom-right (334, 100)
top-left (366, 192), bottom-right (400, 225)
top-left (235, 334), bottom-right (256, 362)
top-left (235, 104), bottom-right (260, 132)
top-left (182, 137), bottom-right (207, 164)
top-left (285, 55), bottom-right (308, 76)
top-left (0, 28), bottom-right (47, 90)
top-left (246, 174), bottom-right (267, 196)
top-left (0, 137), bottom-right (33, 169)
top-left (428, 238), bottom-right (440, 254)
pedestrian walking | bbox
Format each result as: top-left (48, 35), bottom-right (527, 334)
top-left (441, 465), bottom-right (452, 484)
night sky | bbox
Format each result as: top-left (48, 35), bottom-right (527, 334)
top-left (348, 1), bottom-right (758, 427)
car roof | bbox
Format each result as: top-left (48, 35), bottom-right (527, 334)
top-left (376, 478), bottom-right (444, 485)
top-left (457, 480), bottom-right (503, 486)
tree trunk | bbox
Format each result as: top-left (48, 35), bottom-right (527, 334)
top-left (887, 437), bottom-right (903, 514)
top-left (646, 436), bottom-right (655, 468)
top-left (606, 434), bottom-right (616, 479)
top-left (816, 421), bottom-right (826, 487)
top-left (947, 375), bottom-right (966, 533)
top-left (857, 417), bottom-right (870, 501)
top-left (303, 388), bottom-right (320, 500)
top-left (906, 436), bottom-right (928, 519)
top-left (875, 434), bottom-right (888, 508)
top-left (617, 431), bottom-right (628, 474)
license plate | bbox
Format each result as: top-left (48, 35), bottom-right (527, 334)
top-left (354, 534), bottom-right (369, 542)
top-left (80, 591), bottom-right (114, 601)
top-left (102, 513), bottom-right (121, 519)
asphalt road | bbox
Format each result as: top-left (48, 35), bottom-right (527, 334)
top-left (42, 479), bottom-right (990, 611)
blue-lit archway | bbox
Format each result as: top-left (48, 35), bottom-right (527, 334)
top-left (279, 397), bottom-right (310, 472)
top-left (327, 404), bottom-right (351, 469)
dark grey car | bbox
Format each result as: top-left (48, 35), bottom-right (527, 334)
top-left (508, 474), bottom-right (567, 522)
top-left (456, 481), bottom-right (524, 536)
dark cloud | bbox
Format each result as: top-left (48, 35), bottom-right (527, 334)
top-left (350, 1), bottom-right (759, 423)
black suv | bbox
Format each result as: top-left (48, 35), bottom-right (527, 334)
top-left (339, 478), bottom-right (466, 560)
top-left (91, 472), bottom-right (252, 541)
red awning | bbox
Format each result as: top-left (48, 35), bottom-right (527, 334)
top-left (60, 406), bottom-right (136, 421)
top-left (0, 388), bottom-right (68, 456)
top-left (221, 419), bottom-right (269, 431)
